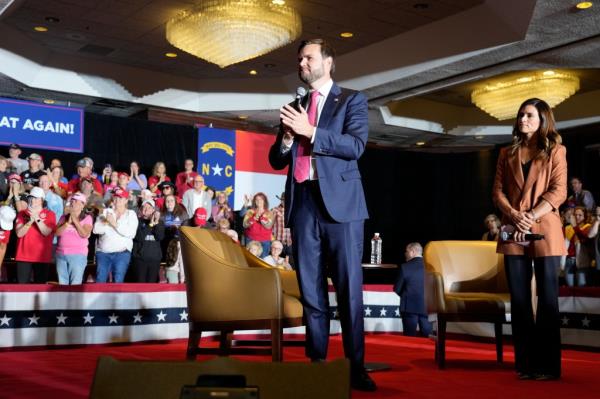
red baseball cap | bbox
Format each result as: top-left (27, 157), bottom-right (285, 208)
top-left (112, 188), bottom-right (130, 199)
top-left (117, 171), bottom-right (129, 179)
top-left (193, 207), bottom-right (207, 226)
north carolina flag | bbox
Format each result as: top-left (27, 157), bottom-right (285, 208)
top-left (198, 127), bottom-right (287, 210)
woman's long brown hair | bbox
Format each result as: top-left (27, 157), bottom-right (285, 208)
top-left (510, 98), bottom-right (562, 160)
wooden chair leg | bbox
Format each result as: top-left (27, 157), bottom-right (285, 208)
top-left (437, 318), bottom-right (446, 369)
top-left (432, 319), bottom-right (439, 364)
top-left (186, 330), bottom-right (201, 360)
top-left (494, 322), bottom-right (503, 363)
top-left (271, 319), bottom-right (282, 362)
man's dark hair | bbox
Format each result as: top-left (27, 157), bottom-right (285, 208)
top-left (298, 39), bottom-right (336, 74)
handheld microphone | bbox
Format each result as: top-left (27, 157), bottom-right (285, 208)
top-left (294, 87), bottom-right (307, 111)
top-left (500, 231), bottom-right (545, 242)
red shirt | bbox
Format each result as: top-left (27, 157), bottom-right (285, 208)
top-left (244, 210), bottom-right (273, 241)
top-left (148, 175), bottom-right (171, 194)
top-left (0, 229), bottom-right (10, 244)
top-left (67, 176), bottom-right (104, 195)
top-left (15, 209), bottom-right (56, 263)
top-left (176, 171), bottom-right (197, 198)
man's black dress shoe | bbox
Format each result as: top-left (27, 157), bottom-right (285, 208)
top-left (534, 373), bottom-right (560, 381)
top-left (517, 372), bottom-right (534, 380)
top-left (351, 369), bottom-right (377, 392)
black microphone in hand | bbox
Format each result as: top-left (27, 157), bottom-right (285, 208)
top-left (500, 231), bottom-right (545, 241)
top-left (294, 87), bottom-right (307, 111)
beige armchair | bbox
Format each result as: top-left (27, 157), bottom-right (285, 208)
top-left (424, 241), bottom-right (510, 368)
top-left (179, 227), bottom-right (303, 361)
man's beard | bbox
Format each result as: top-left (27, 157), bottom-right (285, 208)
top-left (299, 65), bottom-right (324, 84)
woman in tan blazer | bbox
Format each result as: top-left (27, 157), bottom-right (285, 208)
top-left (493, 98), bottom-right (567, 381)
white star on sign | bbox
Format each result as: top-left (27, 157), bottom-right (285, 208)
top-left (108, 313), bottom-right (119, 324)
top-left (28, 314), bottom-right (40, 326)
top-left (179, 310), bottom-right (188, 321)
top-left (83, 313), bottom-right (94, 325)
top-left (380, 308), bottom-right (387, 317)
top-left (0, 314), bottom-right (11, 326)
top-left (364, 307), bottom-right (372, 317)
top-left (561, 316), bottom-right (569, 326)
top-left (56, 313), bottom-right (68, 325)
top-left (395, 308), bottom-right (401, 317)
top-left (157, 311), bottom-right (167, 322)
top-left (212, 163), bottom-right (223, 176)
top-left (582, 317), bottom-right (591, 328)
top-left (332, 309), bottom-right (339, 319)
top-left (133, 312), bottom-right (143, 323)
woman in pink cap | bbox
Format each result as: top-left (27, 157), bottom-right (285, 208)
top-left (3, 174), bottom-right (27, 211)
top-left (55, 193), bottom-right (93, 285)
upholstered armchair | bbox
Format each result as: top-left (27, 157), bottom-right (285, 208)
top-left (179, 227), bottom-right (303, 361)
top-left (424, 241), bottom-right (510, 368)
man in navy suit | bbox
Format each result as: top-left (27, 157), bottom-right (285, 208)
top-left (269, 39), bottom-right (375, 391)
top-left (393, 243), bottom-right (432, 337)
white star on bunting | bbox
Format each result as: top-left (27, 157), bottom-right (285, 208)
top-left (28, 314), bottom-right (40, 326)
top-left (364, 307), bottom-right (372, 317)
top-left (108, 313), bottom-right (119, 324)
top-left (395, 308), bottom-right (401, 317)
top-left (83, 313), bottom-right (95, 325)
top-left (561, 316), bottom-right (569, 326)
top-left (0, 314), bottom-right (11, 326)
top-left (56, 313), bottom-right (68, 325)
top-left (133, 312), bottom-right (143, 323)
top-left (582, 317), bottom-right (591, 328)
top-left (157, 311), bottom-right (167, 322)
top-left (380, 308), bottom-right (387, 317)
top-left (179, 310), bottom-right (188, 321)
top-left (212, 164), bottom-right (223, 176)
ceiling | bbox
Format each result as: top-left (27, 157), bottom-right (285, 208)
top-left (1, 0), bottom-right (600, 151)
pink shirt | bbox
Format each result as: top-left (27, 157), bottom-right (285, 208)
top-left (56, 215), bottom-right (93, 256)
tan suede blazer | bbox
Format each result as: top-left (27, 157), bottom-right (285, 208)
top-left (492, 144), bottom-right (567, 257)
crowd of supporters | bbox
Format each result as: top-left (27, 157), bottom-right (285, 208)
top-left (0, 143), bottom-right (292, 284)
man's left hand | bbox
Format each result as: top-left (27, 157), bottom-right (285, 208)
top-left (280, 104), bottom-right (314, 139)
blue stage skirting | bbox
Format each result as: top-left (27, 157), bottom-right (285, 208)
top-left (0, 284), bottom-right (598, 348)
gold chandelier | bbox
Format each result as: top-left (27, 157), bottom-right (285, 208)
top-left (471, 70), bottom-right (580, 120)
top-left (166, 0), bottom-right (302, 68)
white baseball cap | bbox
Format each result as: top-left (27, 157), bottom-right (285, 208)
top-left (0, 206), bottom-right (17, 231)
top-left (27, 187), bottom-right (46, 199)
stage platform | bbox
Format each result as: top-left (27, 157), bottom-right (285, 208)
top-left (0, 284), bottom-right (598, 348)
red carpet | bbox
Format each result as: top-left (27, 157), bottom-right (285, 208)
top-left (0, 334), bottom-right (598, 398)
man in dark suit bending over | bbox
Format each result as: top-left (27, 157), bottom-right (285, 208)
top-left (268, 39), bottom-right (375, 391)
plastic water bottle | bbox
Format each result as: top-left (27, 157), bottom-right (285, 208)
top-left (370, 233), bottom-right (382, 264)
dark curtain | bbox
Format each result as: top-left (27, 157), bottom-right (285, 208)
top-left (359, 147), bottom-right (499, 266)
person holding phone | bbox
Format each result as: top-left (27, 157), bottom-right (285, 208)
top-left (131, 199), bottom-right (165, 283)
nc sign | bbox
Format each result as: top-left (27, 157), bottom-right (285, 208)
top-left (0, 97), bottom-right (84, 153)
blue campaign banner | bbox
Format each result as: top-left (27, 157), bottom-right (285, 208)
top-left (0, 97), bottom-right (84, 153)
top-left (197, 127), bottom-right (236, 197)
